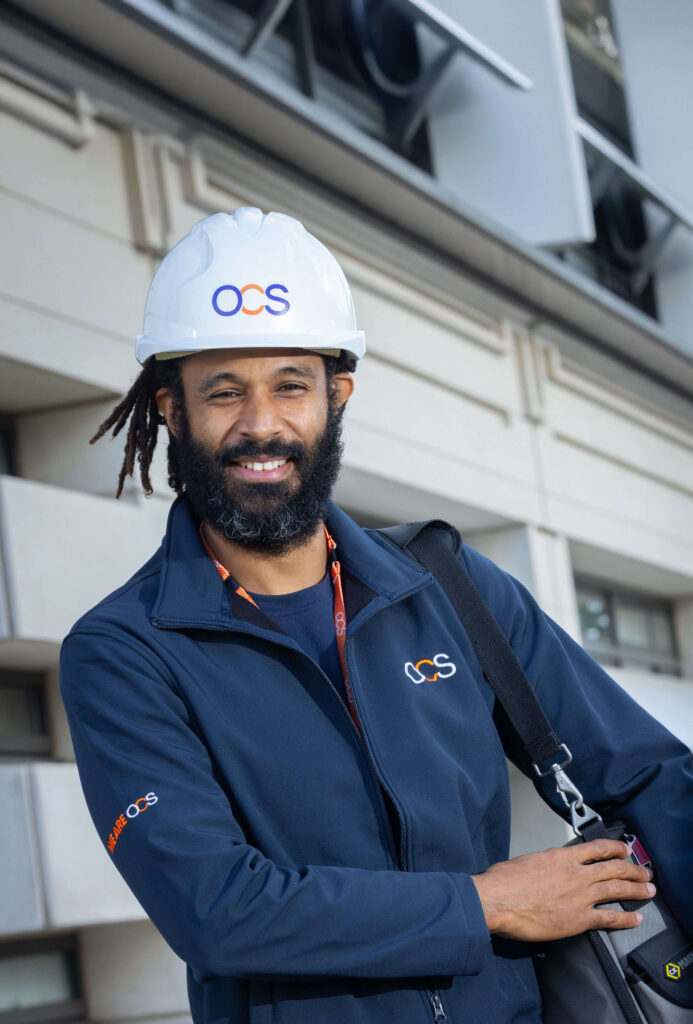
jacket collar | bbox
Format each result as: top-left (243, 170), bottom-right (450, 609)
top-left (151, 495), bottom-right (431, 631)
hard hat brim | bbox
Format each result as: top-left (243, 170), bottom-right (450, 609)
top-left (136, 332), bottom-right (366, 366)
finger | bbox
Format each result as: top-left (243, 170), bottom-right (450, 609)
top-left (592, 907), bottom-right (643, 930)
top-left (576, 839), bottom-right (630, 864)
top-left (586, 859), bottom-right (653, 883)
top-left (591, 879), bottom-right (656, 904)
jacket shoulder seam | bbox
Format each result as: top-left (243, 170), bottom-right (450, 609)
top-left (62, 628), bottom-right (182, 698)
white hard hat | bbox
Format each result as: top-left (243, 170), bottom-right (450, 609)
top-left (136, 208), bottom-right (365, 365)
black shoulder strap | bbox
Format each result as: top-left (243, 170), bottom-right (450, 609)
top-left (377, 520), bottom-right (564, 768)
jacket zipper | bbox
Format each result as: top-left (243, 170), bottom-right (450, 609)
top-left (428, 989), bottom-right (448, 1021)
top-left (343, 632), bottom-right (449, 1024)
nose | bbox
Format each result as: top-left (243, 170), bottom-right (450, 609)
top-left (234, 389), bottom-right (284, 444)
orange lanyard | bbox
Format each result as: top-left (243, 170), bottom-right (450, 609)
top-left (200, 523), bottom-right (362, 734)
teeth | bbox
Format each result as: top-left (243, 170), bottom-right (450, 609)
top-left (239, 459), bottom-right (287, 471)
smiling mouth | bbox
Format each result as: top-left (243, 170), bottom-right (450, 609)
top-left (229, 457), bottom-right (294, 481)
top-left (235, 458), bottom-right (288, 472)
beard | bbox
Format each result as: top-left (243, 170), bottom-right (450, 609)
top-left (171, 400), bottom-right (345, 555)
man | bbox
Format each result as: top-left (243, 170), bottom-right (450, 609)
top-left (61, 208), bottom-right (693, 1024)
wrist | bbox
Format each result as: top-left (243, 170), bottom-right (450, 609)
top-left (471, 873), bottom-right (509, 935)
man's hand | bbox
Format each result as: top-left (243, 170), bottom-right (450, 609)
top-left (471, 839), bottom-right (655, 941)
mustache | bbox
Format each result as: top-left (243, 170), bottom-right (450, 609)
top-left (217, 439), bottom-right (306, 466)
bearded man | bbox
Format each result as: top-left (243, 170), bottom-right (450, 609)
top-left (60, 208), bottom-right (693, 1024)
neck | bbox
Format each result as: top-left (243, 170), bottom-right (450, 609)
top-left (201, 521), bottom-right (329, 595)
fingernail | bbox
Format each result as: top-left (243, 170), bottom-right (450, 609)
top-left (646, 883), bottom-right (656, 895)
top-left (646, 868), bottom-right (653, 880)
top-left (636, 912), bottom-right (643, 923)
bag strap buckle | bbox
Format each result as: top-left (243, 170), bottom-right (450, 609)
top-left (534, 747), bottom-right (603, 837)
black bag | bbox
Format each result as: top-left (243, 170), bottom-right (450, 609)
top-left (377, 520), bottom-right (693, 1024)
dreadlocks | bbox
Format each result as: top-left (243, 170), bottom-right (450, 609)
top-left (91, 352), bottom-right (357, 499)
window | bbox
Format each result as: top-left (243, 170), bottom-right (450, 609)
top-left (561, 0), bottom-right (631, 153)
top-left (0, 414), bottom-right (15, 475)
top-left (576, 579), bottom-right (680, 675)
top-left (0, 670), bottom-right (51, 758)
top-left (558, 0), bottom-right (657, 318)
top-left (0, 937), bottom-right (84, 1024)
top-left (172, 0), bottom-right (432, 169)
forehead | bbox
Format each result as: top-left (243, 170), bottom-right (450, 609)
top-left (181, 347), bottom-right (326, 385)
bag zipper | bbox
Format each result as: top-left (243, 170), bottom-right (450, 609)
top-left (587, 931), bottom-right (643, 1024)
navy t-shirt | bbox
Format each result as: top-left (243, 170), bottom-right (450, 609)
top-left (250, 571), bottom-right (345, 700)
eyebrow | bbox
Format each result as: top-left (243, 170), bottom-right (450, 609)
top-left (197, 364), bottom-right (318, 396)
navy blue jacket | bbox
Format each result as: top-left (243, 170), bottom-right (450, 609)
top-left (59, 496), bottom-right (693, 1024)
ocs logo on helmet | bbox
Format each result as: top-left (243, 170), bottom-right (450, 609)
top-left (404, 653), bottom-right (457, 685)
top-left (212, 283), bottom-right (290, 317)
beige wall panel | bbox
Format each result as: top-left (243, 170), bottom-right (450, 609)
top-left (0, 190), bottom-right (151, 340)
top-left (0, 477), bottom-right (171, 642)
top-left (16, 399), bottom-right (170, 498)
top-left (0, 294), bottom-right (135, 401)
top-left (343, 421), bottom-right (542, 528)
top-left (468, 525), bottom-right (581, 639)
top-left (508, 763), bottom-right (571, 857)
top-left (350, 355), bottom-right (536, 492)
top-left (675, 600), bottom-right (693, 678)
top-left (0, 111), bottom-right (133, 241)
top-left (158, 148), bottom-right (247, 248)
top-left (610, 669), bottom-right (693, 751)
top-left (81, 921), bottom-right (188, 1023)
top-left (31, 764), bottom-right (145, 928)
top-left (544, 380), bottom-right (693, 494)
top-left (353, 285), bottom-right (517, 416)
top-left (541, 435), bottom-right (693, 576)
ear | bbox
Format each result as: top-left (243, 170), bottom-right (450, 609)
top-left (331, 372), bottom-right (354, 411)
top-left (156, 388), bottom-right (178, 437)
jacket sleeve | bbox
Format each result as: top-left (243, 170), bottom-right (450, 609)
top-left (59, 629), bottom-right (489, 982)
top-left (461, 544), bottom-right (693, 934)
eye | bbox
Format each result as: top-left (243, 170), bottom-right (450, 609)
top-left (277, 382), bottom-right (307, 392)
top-left (210, 389), bottom-right (241, 400)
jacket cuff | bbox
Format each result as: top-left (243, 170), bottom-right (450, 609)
top-left (450, 873), bottom-right (492, 975)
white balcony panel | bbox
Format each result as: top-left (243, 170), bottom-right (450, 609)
top-left (0, 477), bottom-right (171, 645)
top-left (424, 0), bottom-right (593, 246)
top-left (81, 921), bottom-right (188, 1023)
top-left (0, 762), bottom-right (145, 935)
top-left (0, 766), bottom-right (45, 935)
top-left (31, 763), bottom-right (145, 928)
top-left (611, 0), bottom-right (693, 216)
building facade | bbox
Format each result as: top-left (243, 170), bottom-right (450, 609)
top-left (1, 2), bottom-right (693, 1022)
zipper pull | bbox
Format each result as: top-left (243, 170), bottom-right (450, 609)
top-left (428, 989), bottom-right (448, 1021)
